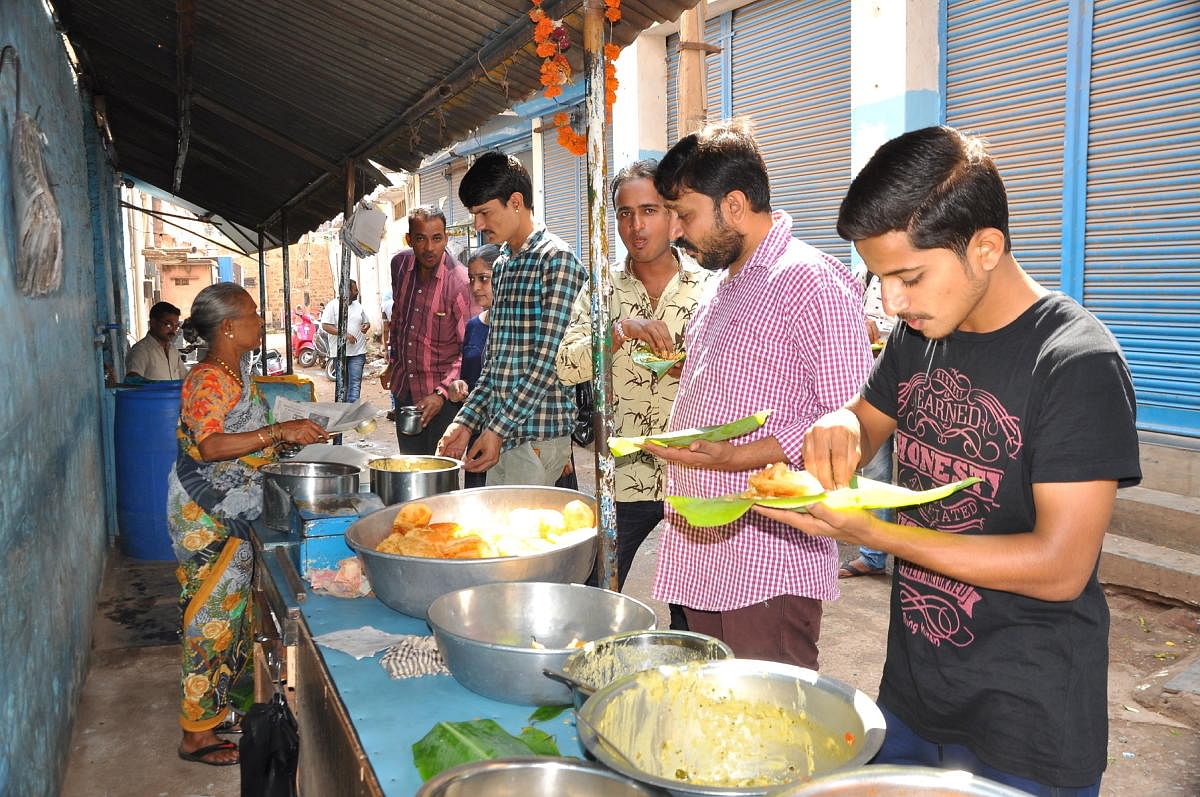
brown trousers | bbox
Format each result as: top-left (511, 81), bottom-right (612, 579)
top-left (683, 594), bottom-right (823, 670)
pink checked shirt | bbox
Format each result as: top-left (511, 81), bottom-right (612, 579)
top-left (653, 210), bottom-right (873, 610)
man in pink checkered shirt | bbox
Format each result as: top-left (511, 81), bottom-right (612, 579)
top-left (643, 122), bottom-right (872, 668)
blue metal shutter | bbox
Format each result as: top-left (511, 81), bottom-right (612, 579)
top-left (447, 166), bottom-right (468, 227)
top-left (417, 164), bottom-right (451, 215)
top-left (1084, 0), bottom-right (1200, 436)
top-left (943, 0), bottom-right (1071, 289)
top-left (541, 130), bottom-right (583, 255)
top-left (728, 0), bottom-right (851, 263)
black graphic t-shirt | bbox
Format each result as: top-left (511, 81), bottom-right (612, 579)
top-left (862, 292), bottom-right (1141, 788)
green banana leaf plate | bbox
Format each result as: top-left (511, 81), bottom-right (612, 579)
top-left (609, 409), bottom-right (772, 457)
top-left (630, 346), bottom-right (686, 377)
top-left (667, 475), bottom-right (982, 528)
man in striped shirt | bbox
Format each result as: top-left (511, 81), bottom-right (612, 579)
top-left (643, 122), bottom-right (872, 668)
top-left (437, 152), bottom-right (586, 486)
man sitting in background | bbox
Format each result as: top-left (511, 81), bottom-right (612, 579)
top-left (126, 301), bottom-right (184, 381)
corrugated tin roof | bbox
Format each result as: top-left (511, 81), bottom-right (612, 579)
top-left (55, 0), bottom-right (698, 248)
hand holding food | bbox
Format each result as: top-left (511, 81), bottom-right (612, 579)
top-left (619, 318), bottom-right (675, 356)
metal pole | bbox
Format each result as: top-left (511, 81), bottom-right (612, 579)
top-left (583, 0), bottom-right (618, 590)
top-left (281, 209), bottom-right (294, 374)
top-left (257, 227), bottom-right (268, 375)
top-left (334, 161), bottom-right (355, 403)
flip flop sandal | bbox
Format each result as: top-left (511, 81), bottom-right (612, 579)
top-left (214, 717), bottom-right (243, 735)
top-left (177, 740), bottom-right (239, 767)
top-left (838, 556), bottom-right (886, 578)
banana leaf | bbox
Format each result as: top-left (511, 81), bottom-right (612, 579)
top-left (666, 475), bottom-right (983, 528)
top-left (412, 718), bottom-right (562, 780)
top-left (630, 346), bottom-right (686, 377)
top-left (610, 409), bottom-right (773, 457)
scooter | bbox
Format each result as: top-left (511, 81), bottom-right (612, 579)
top-left (292, 308), bottom-right (320, 368)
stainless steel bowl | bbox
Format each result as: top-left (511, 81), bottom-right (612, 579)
top-left (576, 658), bottom-right (886, 797)
top-left (774, 766), bottom-right (1031, 796)
top-left (417, 756), bottom-right (666, 796)
top-left (427, 582), bottom-right (657, 706)
top-left (368, 455), bottom-right (462, 505)
top-left (260, 461), bottom-right (360, 530)
top-left (345, 487), bottom-right (598, 618)
top-left (547, 630), bottom-right (734, 708)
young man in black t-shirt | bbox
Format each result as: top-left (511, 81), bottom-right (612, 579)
top-left (757, 126), bottom-right (1140, 796)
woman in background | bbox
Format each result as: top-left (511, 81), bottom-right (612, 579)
top-left (168, 283), bottom-right (326, 766)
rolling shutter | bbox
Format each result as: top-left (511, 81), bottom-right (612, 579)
top-left (729, 0), bottom-right (850, 263)
top-left (943, 0), bottom-right (1071, 289)
top-left (539, 116), bottom-right (616, 266)
top-left (1083, 0), bottom-right (1200, 436)
top-left (417, 164), bottom-right (451, 215)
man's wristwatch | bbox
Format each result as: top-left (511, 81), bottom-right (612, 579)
top-left (434, 386), bottom-right (449, 401)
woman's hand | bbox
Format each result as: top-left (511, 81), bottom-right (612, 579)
top-left (275, 419), bottom-right (329, 445)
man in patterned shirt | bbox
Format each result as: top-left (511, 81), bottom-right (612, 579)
top-left (437, 152), bottom-right (586, 486)
top-left (557, 160), bottom-right (718, 629)
top-left (643, 122), bottom-right (872, 668)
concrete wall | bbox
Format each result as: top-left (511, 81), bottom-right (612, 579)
top-left (0, 2), bottom-right (120, 794)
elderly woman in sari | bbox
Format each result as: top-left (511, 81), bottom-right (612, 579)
top-left (168, 283), bottom-right (327, 766)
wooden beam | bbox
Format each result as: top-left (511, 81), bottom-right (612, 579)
top-left (173, 0), bottom-right (195, 193)
top-left (677, 2), bottom-right (709, 137)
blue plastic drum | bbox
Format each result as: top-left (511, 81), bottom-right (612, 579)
top-left (115, 383), bottom-right (183, 560)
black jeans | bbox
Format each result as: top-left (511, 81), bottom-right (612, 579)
top-left (394, 391), bottom-right (459, 456)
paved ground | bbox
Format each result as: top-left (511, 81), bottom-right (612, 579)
top-left (61, 355), bottom-right (1200, 794)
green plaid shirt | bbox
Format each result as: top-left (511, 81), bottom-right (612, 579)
top-left (455, 227), bottom-right (586, 450)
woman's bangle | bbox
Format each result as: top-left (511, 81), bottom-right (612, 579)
top-left (256, 429), bottom-right (268, 448)
top-left (269, 423), bottom-right (281, 444)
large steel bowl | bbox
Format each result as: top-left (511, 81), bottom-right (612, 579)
top-left (548, 630), bottom-right (734, 708)
top-left (427, 582), bottom-right (657, 705)
top-left (417, 756), bottom-right (666, 796)
top-left (576, 658), bottom-right (886, 797)
top-left (367, 454), bottom-right (462, 505)
top-left (774, 766), bottom-right (1031, 796)
top-left (345, 486), bottom-right (598, 618)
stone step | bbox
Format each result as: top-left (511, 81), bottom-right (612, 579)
top-left (1100, 533), bottom-right (1200, 607)
top-left (1137, 437), bottom-right (1200, 497)
top-left (1111, 485), bottom-right (1200, 556)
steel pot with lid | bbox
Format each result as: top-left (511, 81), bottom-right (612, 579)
top-left (260, 461), bottom-right (360, 530)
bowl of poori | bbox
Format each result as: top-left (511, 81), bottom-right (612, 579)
top-left (575, 658), bottom-right (886, 796)
top-left (427, 582), bottom-right (657, 705)
top-left (367, 454), bottom-right (462, 505)
top-left (773, 766), bottom-right (1031, 796)
top-left (345, 486), bottom-right (599, 618)
top-left (416, 756), bottom-right (666, 796)
top-left (545, 630), bottom-right (734, 709)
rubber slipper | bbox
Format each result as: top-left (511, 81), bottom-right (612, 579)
top-left (838, 556), bottom-right (886, 578)
top-left (177, 740), bottom-right (239, 766)
top-left (214, 717), bottom-right (243, 735)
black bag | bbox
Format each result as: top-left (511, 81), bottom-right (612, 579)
top-left (239, 693), bottom-right (299, 797)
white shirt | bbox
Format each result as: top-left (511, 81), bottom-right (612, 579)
top-left (320, 298), bottom-right (370, 356)
top-left (126, 334), bottom-right (185, 380)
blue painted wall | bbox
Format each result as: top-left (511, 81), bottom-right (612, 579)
top-left (0, 2), bottom-right (122, 794)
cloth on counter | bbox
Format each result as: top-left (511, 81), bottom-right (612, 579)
top-left (313, 626), bottom-right (412, 660)
top-left (379, 636), bottom-right (450, 679)
top-left (307, 557), bottom-right (372, 598)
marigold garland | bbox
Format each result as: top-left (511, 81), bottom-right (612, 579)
top-left (532, 0), bottom-right (622, 154)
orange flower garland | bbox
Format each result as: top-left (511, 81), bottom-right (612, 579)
top-left (532, 0), bottom-right (622, 154)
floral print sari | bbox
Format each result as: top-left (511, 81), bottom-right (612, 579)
top-left (166, 354), bottom-right (274, 732)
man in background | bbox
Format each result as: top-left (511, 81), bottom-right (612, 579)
top-left (126, 301), bottom-right (184, 381)
top-left (437, 152), bottom-right (586, 485)
top-left (320, 279), bottom-right (370, 403)
top-left (381, 207), bottom-right (472, 453)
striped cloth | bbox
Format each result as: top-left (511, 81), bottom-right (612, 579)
top-left (379, 636), bottom-right (450, 679)
top-left (652, 210), bottom-right (873, 611)
top-left (454, 227), bottom-right (586, 451)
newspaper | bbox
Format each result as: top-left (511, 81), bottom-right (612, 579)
top-left (273, 396), bottom-right (379, 433)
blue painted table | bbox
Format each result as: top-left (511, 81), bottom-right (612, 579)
top-left (253, 526), bottom-right (582, 796)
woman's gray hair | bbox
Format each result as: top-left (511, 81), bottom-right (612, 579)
top-left (187, 282), bottom-right (250, 342)
top-left (467, 244), bottom-right (502, 269)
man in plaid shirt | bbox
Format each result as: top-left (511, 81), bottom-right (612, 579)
top-left (437, 152), bottom-right (586, 485)
top-left (643, 122), bottom-right (872, 668)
